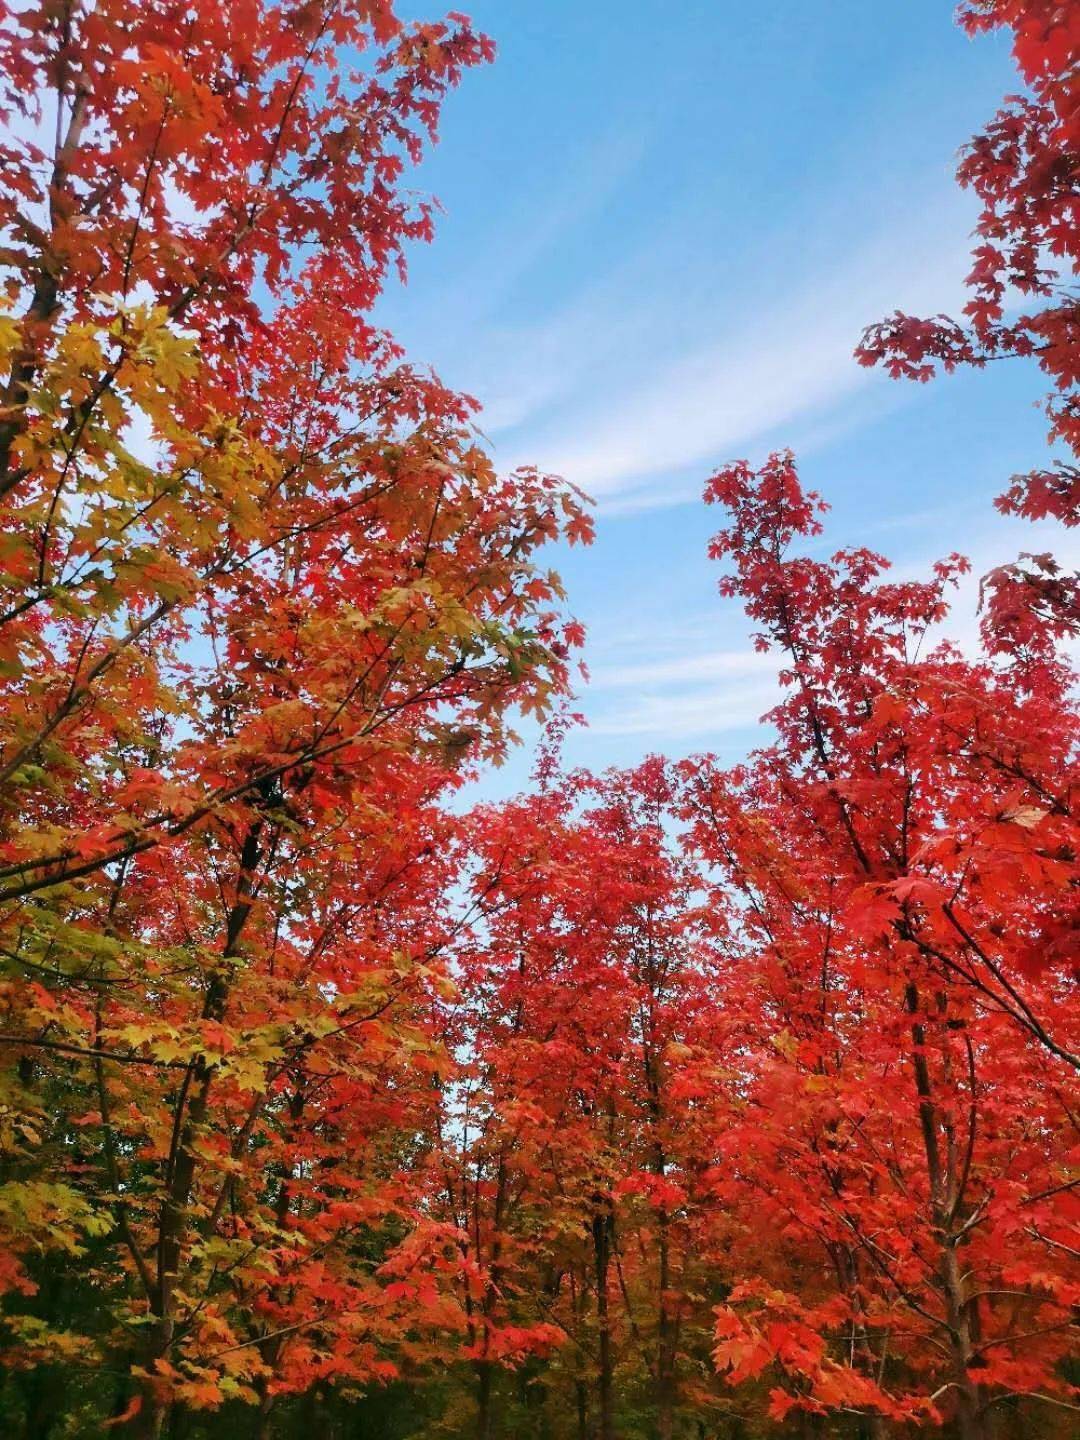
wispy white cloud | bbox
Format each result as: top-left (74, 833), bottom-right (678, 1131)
top-left (505, 214), bottom-right (973, 503)
top-left (576, 512), bottom-right (1079, 748)
top-left (590, 647), bottom-right (774, 690)
top-left (387, 64), bottom-right (987, 520)
top-left (383, 124), bottom-right (653, 433)
top-left (579, 619), bottom-right (781, 742)
top-left (587, 675), bottom-right (781, 739)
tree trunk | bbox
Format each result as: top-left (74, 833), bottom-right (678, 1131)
top-left (904, 983), bottom-right (992, 1440)
top-left (20, 1365), bottom-right (60, 1440)
top-left (126, 825), bottom-right (265, 1436)
top-left (654, 1207), bottom-right (675, 1440)
top-left (592, 1200), bottom-right (615, 1440)
top-left (475, 1358), bottom-right (495, 1440)
top-left (576, 1380), bottom-right (589, 1440)
top-left (856, 1417), bottom-right (888, 1440)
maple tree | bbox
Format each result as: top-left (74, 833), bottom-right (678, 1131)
top-left (679, 451), bottom-right (1078, 1438)
top-left (680, 7), bottom-right (1080, 1430)
top-left (426, 763), bottom-right (730, 1440)
top-left (0, 1), bottom-right (589, 1435)
top-left (857, 0), bottom-right (1080, 651)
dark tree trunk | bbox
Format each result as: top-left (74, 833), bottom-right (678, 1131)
top-left (654, 1206), bottom-right (675, 1440)
top-left (475, 1359), bottom-right (495, 1440)
top-left (592, 1200), bottom-right (616, 1440)
top-left (576, 1379), bottom-right (589, 1440)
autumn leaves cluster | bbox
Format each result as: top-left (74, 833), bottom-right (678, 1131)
top-left (0, 2), bottom-right (1076, 1439)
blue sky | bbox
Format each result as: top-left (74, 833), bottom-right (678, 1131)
top-left (378, 1), bottom-right (1075, 794)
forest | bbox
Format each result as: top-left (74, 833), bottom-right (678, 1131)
top-left (0, 0), bottom-right (1076, 1436)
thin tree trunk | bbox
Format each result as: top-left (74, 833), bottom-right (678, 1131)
top-left (904, 982), bottom-right (991, 1440)
top-left (475, 1359), bottom-right (495, 1440)
top-left (654, 1206), bottom-right (675, 1440)
top-left (130, 821), bottom-right (264, 1437)
top-left (592, 1199), bottom-right (615, 1440)
top-left (576, 1380), bottom-right (588, 1440)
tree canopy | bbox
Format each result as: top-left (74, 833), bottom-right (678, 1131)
top-left (0, 2), bottom-right (1076, 1438)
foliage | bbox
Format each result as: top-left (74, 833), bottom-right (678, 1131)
top-left (0, 2), bottom-right (1076, 1440)
top-left (0, 1), bottom-right (588, 1435)
top-left (857, 0), bottom-right (1080, 650)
